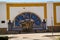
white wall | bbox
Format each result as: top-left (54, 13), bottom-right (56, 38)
top-left (10, 6), bottom-right (44, 22)
top-left (47, 2), bottom-right (54, 26)
top-left (56, 6), bottom-right (60, 23)
top-left (0, 2), bottom-right (8, 28)
top-left (0, 2), bottom-right (60, 28)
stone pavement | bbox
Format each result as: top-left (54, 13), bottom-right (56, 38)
top-left (0, 33), bottom-right (60, 40)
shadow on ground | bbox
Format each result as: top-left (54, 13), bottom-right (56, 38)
top-left (43, 35), bottom-right (60, 37)
top-left (8, 36), bottom-right (17, 39)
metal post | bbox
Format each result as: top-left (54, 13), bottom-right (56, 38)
top-left (14, 19), bottom-right (15, 27)
top-left (51, 17), bottom-right (53, 36)
top-left (45, 18), bottom-right (47, 30)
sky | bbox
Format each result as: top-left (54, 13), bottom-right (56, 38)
top-left (0, 0), bottom-right (60, 2)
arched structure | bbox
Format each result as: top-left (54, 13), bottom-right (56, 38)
top-left (14, 12), bottom-right (41, 28)
top-left (8, 12), bottom-right (47, 33)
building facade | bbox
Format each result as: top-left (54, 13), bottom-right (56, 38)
top-left (0, 2), bottom-right (60, 33)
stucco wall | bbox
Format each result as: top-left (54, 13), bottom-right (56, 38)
top-left (10, 7), bottom-right (44, 22)
top-left (47, 2), bottom-right (54, 26)
top-left (0, 2), bottom-right (60, 29)
top-left (0, 2), bottom-right (8, 28)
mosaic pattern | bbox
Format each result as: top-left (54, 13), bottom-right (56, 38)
top-left (15, 12), bottom-right (41, 27)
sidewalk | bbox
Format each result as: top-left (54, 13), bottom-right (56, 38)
top-left (0, 33), bottom-right (60, 40)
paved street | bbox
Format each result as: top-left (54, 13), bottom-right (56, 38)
top-left (0, 33), bottom-right (60, 40)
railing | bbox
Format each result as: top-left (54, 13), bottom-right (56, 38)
top-left (8, 22), bottom-right (47, 32)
